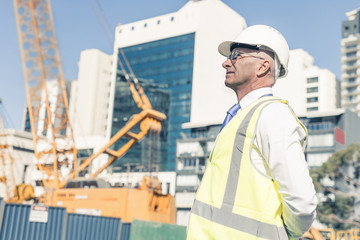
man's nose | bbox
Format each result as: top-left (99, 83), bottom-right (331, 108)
top-left (222, 58), bottom-right (232, 69)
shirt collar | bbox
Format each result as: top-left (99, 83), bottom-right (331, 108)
top-left (239, 87), bottom-right (273, 109)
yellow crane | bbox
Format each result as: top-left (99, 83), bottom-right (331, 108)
top-left (12, 0), bottom-right (175, 223)
top-left (12, 0), bottom-right (166, 192)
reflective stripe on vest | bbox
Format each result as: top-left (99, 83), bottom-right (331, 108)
top-left (187, 97), bottom-right (297, 240)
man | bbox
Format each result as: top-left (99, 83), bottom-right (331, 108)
top-left (187, 25), bottom-right (317, 240)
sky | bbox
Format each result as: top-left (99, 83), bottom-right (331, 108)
top-left (0, 0), bottom-right (359, 130)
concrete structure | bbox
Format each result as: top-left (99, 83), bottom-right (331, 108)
top-left (341, 8), bottom-right (360, 115)
top-left (175, 124), bottom-right (218, 225)
top-left (0, 129), bottom-right (35, 199)
top-left (69, 49), bottom-right (113, 139)
top-left (111, 0), bottom-right (246, 170)
top-left (299, 109), bottom-right (360, 167)
top-left (273, 49), bottom-right (340, 115)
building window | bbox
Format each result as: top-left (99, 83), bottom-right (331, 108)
top-left (307, 97), bottom-right (318, 103)
top-left (307, 153), bottom-right (333, 167)
top-left (346, 60), bottom-right (357, 67)
top-left (346, 51), bottom-right (357, 58)
top-left (348, 95), bottom-right (355, 101)
top-left (346, 44), bottom-right (357, 49)
top-left (307, 107), bottom-right (318, 111)
top-left (171, 16), bottom-right (174, 21)
top-left (307, 87), bottom-right (318, 93)
top-left (131, 26), bottom-right (135, 31)
top-left (347, 69), bottom-right (357, 75)
top-left (308, 133), bottom-right (334, 148)
top-left (348, 77), bottom-right (356, 83)
top-left (307, 121), bottom-right (333, 132)
top-left (144, 23), bottom-right (147, 28)
top-left (347, 86), bottom-right (357, 93)
top-left (157, 20), bottom-right (161, 24)
top-left (307, 77), bottom-right (319, 83)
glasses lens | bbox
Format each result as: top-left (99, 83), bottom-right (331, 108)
top-left (229, 51), bottom-right (240, 60)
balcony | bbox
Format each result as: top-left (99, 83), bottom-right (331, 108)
top-left (341, 54), bottom-right (359, 63)
top-left (342, 63), bottom-right (359, 71)
top-left (176, 156), bottom-right (206, 175)
top-left (341, 78), bottom-right (358, 88)
top-left (341, 73), bottom-right (359, 82)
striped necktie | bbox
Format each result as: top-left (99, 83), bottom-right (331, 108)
top-left (220, 103), bottom-right (241, 131)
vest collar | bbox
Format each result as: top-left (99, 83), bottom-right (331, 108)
top-left (239, 87), bottom-right (273, 109)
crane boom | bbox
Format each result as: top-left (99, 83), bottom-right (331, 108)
top-left (13, 0), bottom-right (77, 189)
top-left (13, 0), bottom-right (167, 191)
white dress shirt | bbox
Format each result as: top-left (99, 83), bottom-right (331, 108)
top-left (239, 87), bottom-right (318, 239)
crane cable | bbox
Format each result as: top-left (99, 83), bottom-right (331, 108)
top-left (88, 0), bottom-right (139, 85)
top-left (88, 0), bottom-right (151, 110)
top-left (87, 0), bottom-right (160, 174)
top-left (0, 99), bottom-right (16, 129)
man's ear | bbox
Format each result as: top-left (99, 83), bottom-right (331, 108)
top-left (257, 60), bottom-right (271, 77)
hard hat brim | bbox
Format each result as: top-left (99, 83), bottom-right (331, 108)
top-left (218, 41), bottom-right (260, 57)
top-left (218, 41), bottom-right (233, 57)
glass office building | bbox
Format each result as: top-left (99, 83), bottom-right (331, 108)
top-left (117, 33), bottom-right (195, 170)
top-left (110, 71), bottom-right (170, 172)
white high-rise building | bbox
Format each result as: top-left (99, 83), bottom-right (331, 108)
top-left (111, 0), bottom-right (246, 170)
top-left (273, 49), bottom-right (340, 115)
top-left (110, 0), bottom-right (247, 224)
top-left (341, 8), bottom-right (360, 114)
top-left (69, 49), bottom-right (113, 139)
top-left (68, 49), bottom-right (113, 177)
top-left (112, 0), bottom-right (245, 126)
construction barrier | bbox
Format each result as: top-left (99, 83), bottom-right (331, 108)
top-left (0, 199), bottom-right (186, 240)
top-left (66, 213), bottom-right (122, 240)
top-left (0, 200), bottom-right (66, 240)
top-left (120, 222), bottom-right (132, 240)
top-left (129, 219), bottom-right (186, 240)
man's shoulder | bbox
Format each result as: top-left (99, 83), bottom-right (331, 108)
top-left (259, 100), bottom-right (300, 127)
top-left (257, 100), bottom-right (306, 140)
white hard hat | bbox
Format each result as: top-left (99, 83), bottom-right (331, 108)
top-left (218, 25), bottom-right (290, 78)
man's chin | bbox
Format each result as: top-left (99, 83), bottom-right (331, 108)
top-left (224, 81), bottom-right (235, 88)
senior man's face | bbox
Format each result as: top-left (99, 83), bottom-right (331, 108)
top-left (222, 48), bottom-right (261, 90)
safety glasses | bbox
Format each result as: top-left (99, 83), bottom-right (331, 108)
top-left (228, 50), bottom-right (265, 61)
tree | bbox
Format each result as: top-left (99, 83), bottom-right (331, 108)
top-left (311, 144), bottom-right (360, 229)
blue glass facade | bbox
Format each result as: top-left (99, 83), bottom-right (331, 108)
top-left (111, 72), bottom-right (170, 172)
top-left (24, 107), bottom-right (31, 132)
top-left (117, 33), bottom-right (195, 170)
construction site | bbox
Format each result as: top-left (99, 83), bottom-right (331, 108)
top-left (1, 0), bottom-right (360, 239)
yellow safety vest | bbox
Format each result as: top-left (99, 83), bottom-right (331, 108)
top-left (187, 96), bottom-right (307, 240)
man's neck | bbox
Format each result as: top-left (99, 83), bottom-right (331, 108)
top-left (238, 87), bottom-right (273, 109)
top-left (235, 78), bottom-right (271, 102)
